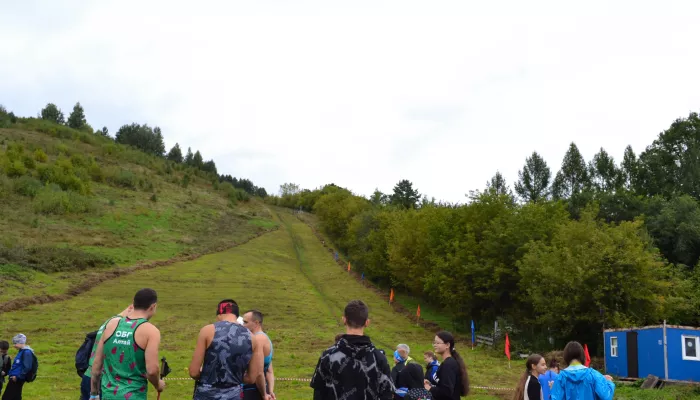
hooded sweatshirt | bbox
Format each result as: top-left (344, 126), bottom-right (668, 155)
top-left (9, 346), bottom-right (34, 382)
top-left (311, 334), bottom-right (395, 400)
top-left (550, 364), bottom-right (614, 400)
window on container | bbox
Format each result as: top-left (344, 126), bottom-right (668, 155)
top-left (682, 335), bottom-right (700, 361)
top-left (610, 337), bottom-right (618, 357)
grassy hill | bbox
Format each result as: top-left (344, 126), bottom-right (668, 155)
top-left (1, 126), bottom-right (697, 399)
top-left (0, 123), bottom-right (277, 306)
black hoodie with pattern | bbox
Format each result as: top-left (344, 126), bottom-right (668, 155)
top-left (311, 334), bottom-right (395, 400)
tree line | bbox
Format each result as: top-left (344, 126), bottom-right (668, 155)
top-left (2, 102), bottom-right (266, 196)
top-left (266, 111), bottom-right (700, 353)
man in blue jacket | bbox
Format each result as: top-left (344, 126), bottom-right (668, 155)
top-left (2, 334), bottom-right (34, 400)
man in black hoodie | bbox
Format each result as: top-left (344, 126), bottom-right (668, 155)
top-left (311, 300), bottom-right (394, 400)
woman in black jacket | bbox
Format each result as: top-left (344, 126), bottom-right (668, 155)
top-left (423, 331), bottom-right (469, 400)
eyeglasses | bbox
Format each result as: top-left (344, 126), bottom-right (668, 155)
top-left (433, 341), bottom-right (446, 345)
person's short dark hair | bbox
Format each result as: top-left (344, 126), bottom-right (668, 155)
top-left (424, 351), bottom-right (436, 359)
top-left (549, 358), bottom-right (560, 369)
top-left (133, 288), bottom-right (158, 310)
top-left (245, 309), bottom-right (263, 324)
top-left (217, 299), bottom-right (239, 316)
top-left (344, 300), bottom-right (369, 328)
top-left (0, 341), bottom-right (8, 351)
top-left (563, 341), bottom-right (585, 365)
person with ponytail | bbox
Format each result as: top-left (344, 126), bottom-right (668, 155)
top-left (550, 341), bottom-right (614, 400)
top-left (422, 331), bottom-right (469, 400)
top-left (512, 354), bottom-right (547, 400)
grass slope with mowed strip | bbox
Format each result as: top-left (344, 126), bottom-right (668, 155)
top-left (0, 209), bottom-right (519, 399)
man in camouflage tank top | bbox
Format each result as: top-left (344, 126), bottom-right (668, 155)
top-left (90, 288), bottom-right (164, 400)
top-left (188, 299), bottom-right (269, 400)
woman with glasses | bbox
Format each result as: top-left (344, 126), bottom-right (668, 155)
top-left (423, 331), bottom-right (469, 400)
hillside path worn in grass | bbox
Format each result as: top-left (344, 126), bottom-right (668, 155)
top-left (0, 227), bottom-right (277, 314)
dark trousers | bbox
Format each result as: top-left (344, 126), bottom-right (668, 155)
top-left (1, 380), bottom-right (24, 400)
top-left (80, 374), bottom-right (101, 400)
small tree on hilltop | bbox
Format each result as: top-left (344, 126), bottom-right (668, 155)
top-left (167, 143), bottom-right (184, 163)
top-left (40, 103), bottom-right (65, 125)
top-left (67, 102), bottom-right (87, 130)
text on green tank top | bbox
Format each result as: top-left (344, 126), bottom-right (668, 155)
top-left (102, 317), bottom-right (149, 399)
top-left (84, 315), bottom-right (119, 378)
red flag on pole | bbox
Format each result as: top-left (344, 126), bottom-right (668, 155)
top-left (505, 333), bottom-right (511, 361)
top-left (416, 304), bottom-right (421, 319)
top-left (389, 288), bottom-right (395, 303)
top-left (584, 344), bottom-right (591, 367)
top-left (347, 262), bottom-right (351, 272)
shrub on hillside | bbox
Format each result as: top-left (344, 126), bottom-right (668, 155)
top-left (0, 244), bottom-right (114, 273)
top-left (0, 175), bottom-right (13, 198)
top-left (36, 164), bottom-right (90, 194)
top-left (104, 167), bottom-right (138, 189)
top-left (33, 148), bottom-right (48, 162)
top-left (32, 187), bottom-right (94, 215)
top-left (22, 155), bottom-right (36, 170)
top-left (5, 160), bottom-right (27, 177)
top-left (13, 176), bottom-right (43, 198)
top-left (70, 153), bottom-right (88, 168)
top-left (88, 164), bottom-right (104, 182)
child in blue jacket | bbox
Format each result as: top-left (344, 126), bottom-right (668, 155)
top-left (551, 342), bottom-right (614, 400)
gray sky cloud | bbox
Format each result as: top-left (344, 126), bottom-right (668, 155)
top-left (2, 1), bottom-right (700, 202)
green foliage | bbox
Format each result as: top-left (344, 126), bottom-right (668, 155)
top-left (33, 148), bottom-right (48, 162)
top-left (515, 151), bottom-right (551, 202)
top-left (518, 206), bottom-right (666, 341)
top-left (485, 171), bottom-right (511, 197)
top-left (13, 176), bottom-right (43, 198)
top-left (104, 167), bottom-right (138, 190)
top-left (115, 123), bottom-right (165, 157)
top-left (589, 148), bottom-right (622, 192)
top-left (184, 147), bottom-right (194, 165)
top-left (637, 111), bottom-right (700, 198)
top-left (390, 179), bottom-right (420, 209)
top-left (552, 142), bottom-right (590, 199)
top-left (5, 159), bottom-right (27, 177)
top-left (167, 143), bottom-right (183, 163)
top-left (32, 187), bottom-right (94, 214)
top-left (192, 150), bottom-right (204, 168)
top-left (66, 102), bottom-right (87, 130)
top-left (40, 103), bottom-right (65, 124)
top-left (0, 243), bottom-right (114, 273)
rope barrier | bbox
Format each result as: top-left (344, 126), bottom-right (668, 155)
top-left (36, 376), bottom-right (513, 391)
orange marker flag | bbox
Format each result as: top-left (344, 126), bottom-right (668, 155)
top-left (348, 262), bottom-right (351, 272)
top-left (389, 288), bottom-right (395, 303)
top-left (416, 304), bottom-right (421, 319)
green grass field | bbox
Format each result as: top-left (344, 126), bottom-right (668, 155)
top-left (0, 208), bottom-right (526, 399)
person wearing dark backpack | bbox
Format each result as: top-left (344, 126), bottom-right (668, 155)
top-left (78, 305), bottom-right (133, 400)
top-left (2, 334), bottom-right (37, 400)
top-left (1, 341), bottom-right (12, 394)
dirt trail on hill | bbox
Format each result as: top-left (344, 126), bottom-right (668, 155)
top-left (0, 227), bottom-right (278, 314)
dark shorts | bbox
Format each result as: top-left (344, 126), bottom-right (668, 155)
top-left (242, 384), bottom-right (265, 400)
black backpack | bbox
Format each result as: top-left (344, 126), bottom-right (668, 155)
top-left (24, 351), bottom-right (38, 383)
top-left (75, 331), bottom-right (97, 377)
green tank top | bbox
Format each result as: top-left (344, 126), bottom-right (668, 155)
top-left (84, 315), bottom-right (119, 378)
top-left (102, 317), bottom-right (149, 400)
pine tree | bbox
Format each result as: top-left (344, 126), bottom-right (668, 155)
top-left (185, 147), bottom-right (194, 165)
top-left (167, 143), bottom-right (184, 163)
top-left (66, 102), bottom-right (87, 130)
top-left (515, 151), bottom-right (551, 203)
top-left (40, 103), bottom-right (65, 124)
top-left (390, 179), bottom-right (420, 209)
top-left (552, 142), bottom-right (590, 199)
top-left (589, 148), bottom-right (621, 192)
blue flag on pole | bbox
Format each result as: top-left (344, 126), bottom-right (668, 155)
top-left (471, 320), bottom-right (475, 346)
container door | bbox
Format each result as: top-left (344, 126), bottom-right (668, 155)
top-left (627, 331), bottom-right (639, 378)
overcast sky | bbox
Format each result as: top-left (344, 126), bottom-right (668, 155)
top-left (2, 1), bottom-right (700, 203)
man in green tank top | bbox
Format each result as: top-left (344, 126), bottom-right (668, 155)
top-left (81, 305), bottom-right (133, 400)
top-left (90, 288), bottom-right (164, 400)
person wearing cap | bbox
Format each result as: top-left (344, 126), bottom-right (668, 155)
top-left (391, 344), bottom-right (415, 386)
top-left (2, 334), bottom-right (34, 400)
top-left (188, 299), bottom-right (269, 400)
